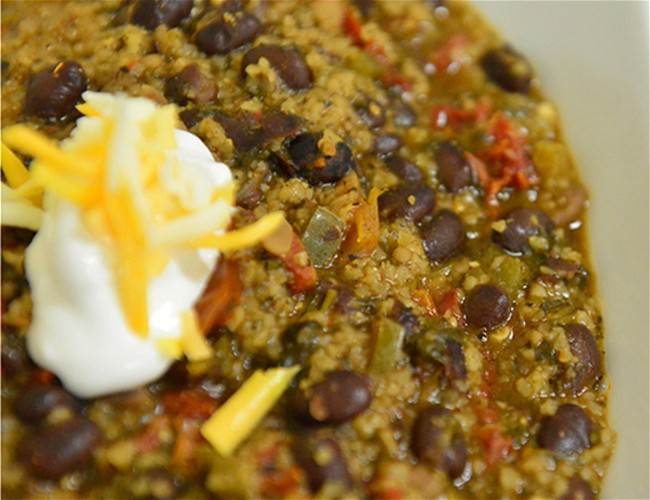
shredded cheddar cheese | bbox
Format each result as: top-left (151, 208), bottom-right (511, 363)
top-left (180, 309), bottom-right (213, 362)
top-left (155, 338), bottom-right (183, 360)
top-left (1, 142), bottom-right (31, 188)
top-left (200, 366), bottom-right (300, 456)
top-left (1, 92), bottom-right (284, 344)
top-left (1, 183), bottom-right (44, 231)
top-left (190, 211), bottom-right (286, 251)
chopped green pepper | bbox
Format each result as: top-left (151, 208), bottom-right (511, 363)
top-left (493, 255), bottom-right (530, 297)
top-left (302, 207), bottom-right (347, 269)
top-left (369, 317), bottom-right (407, 374)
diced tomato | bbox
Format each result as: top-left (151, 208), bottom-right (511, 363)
top-left (465, 152), bottom-right (501, 207)
top-left (471, 350), bottom-right (513, 466)
top-left (257, 443), bottom-right (280, 468)
top-left (463, 112), bottom-right (539, 206)
top-left (136, 415), bottom-right (172, 453)
top-left (194, 257), bottom-right (242, 333)
top-left (374, 487), bottom-right (405, 500)
top-left (412, 287), bottom-right (463, 323)
top-left (342, 9), bottom-right (364, 46)
top-left (343, 8), bottom-right (411, 91)
top-left (465, 152), bottom-right (489, 190)
top-left (476, 425), bottom-right (514, 466)
top-left (480, 112), bottom-right (538, 189)
top-left (161, 388), bottom-right (218, 420)
top-left (481, 112), bottom-right (531, 175)
top-left (256, 442), bottom-right (303, 497)
top-left (382, 70), bottom-right (412, 92)
top-left (437, 288), bottom-right (463, 324)
top-left (474, 405), bottom-right (499, 426)
top-left (260, 465), bottom-right (303, 497)
top-left (136, 430), bottom-right (160, 453)
top-left (263, 223), bottom-right (318, 294)
top-left (31, 369), bottom-right (55, 385)
top-left (430, 99), bottom-right (491, 130)
top-left (172, 418), bottom-right (202, 475)
top-left (432, 33), bottom-right (470, 73)
top-left (281, 231), bottom-right (318, 294)
top-left (412, 288), bottom-right (439, 317)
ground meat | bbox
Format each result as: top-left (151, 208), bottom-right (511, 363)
top-left (0, 1), bottom-right (612, 498)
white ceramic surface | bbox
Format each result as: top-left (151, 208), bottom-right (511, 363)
top-left (474, 2), bottom-right (650, 498)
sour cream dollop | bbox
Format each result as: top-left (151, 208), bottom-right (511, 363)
top-left (26, 129), bottom-right (231, 398)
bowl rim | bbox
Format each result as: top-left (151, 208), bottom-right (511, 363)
top-left (474, 2), bottom-right (650, 498)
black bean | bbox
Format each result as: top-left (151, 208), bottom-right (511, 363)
top-left (445, 338), bottom-right (467, 381)
top-left (552, 184), bottom-right (587, 227)
top-left (538, 404), bottom-right (594, 457)
top-left (242, 44), bottom-right (313, 91)
top-left (215, 0), bottom-right (244, 15)
top-left (481, 45), bottom-right (533, 94)
top-left (378, 181), bottom-right (436, 223)
top-left (409, 328), bottom-right (464, 376)
top-left (2, 226), bottom-right (36, 247)
top-left (389, 300), bottom-right (420, 339)
top-left (24, 61), bottom-right (87, 120)
top-left (546, 256), bottom-right (589, 288)
top-left (1, 331), bottom-right (30, 379)
top-left (161, 360), bottom-right (191, 388)
top-left (463, 284), bottom-right (510, 330)
top-left (411, 406), bottom-right (467, 479)
top-left (286, 132), bottom-right (320, 169)
top-left (1, 351), bottom-right (26, 379)
top-left (259, 113), bottom-right (302, 144)
top-left (492, 207), bottom-right (555, 256)
top-left (194, 12), bottom-right (262, 55)
top-left (372, 133), bottom-right (402, 156)
top-left (164, 64), bottom-right (218, 105)
top-left (392, 98), bottom-right (417, 128)
top-left (435, 141), bottom-right (472, 193)
top-left (14, 384), bottom-right (80, 425)
top-left (355, 98), bottom-right (386, 129)
top-left (283, 132), bottom-right (355, 185)
top-left (291, 437), bottom-right (353, 492)
top-left (236, 161), bottom-right (270, 210)
top-left (334, 286), bottom-right (357, 314)
top-left (420, 209), bottom-right (465, 263)
top-left (563, 324), bottom-right (601, 395)
top-left (561, 476), bottom-right (595, 500)
top-left (131, 0), bottom-right (193, 30)
top-left (316, 283), bottom-right (358, 314)
top-left (236, 186), bottom-right (263, 211)
top-left (178, 108), bottom-right (202, 129)
top-left (546, 256), bottom-right (581, 278)
top-left (281, 321), bottom-right (322, 367)
top-left (17, 417), bottom-right (102, 479)
top-left (292, 370), bottom-right (371, 425)
top-left (384, 156), bottom-right (423, 182)
top-left (214, 111), bottom-right (301, 152)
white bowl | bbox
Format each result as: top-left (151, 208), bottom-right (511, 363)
top-left (474, 2), bottom-right (650, 498)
